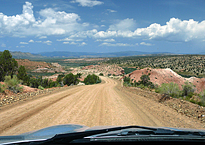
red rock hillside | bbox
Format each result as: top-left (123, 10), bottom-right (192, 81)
top-left (126, 68), bottom-right (205, 93)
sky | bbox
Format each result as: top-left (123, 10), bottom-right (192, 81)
top-left (0, 0), bottom-right (205, 54)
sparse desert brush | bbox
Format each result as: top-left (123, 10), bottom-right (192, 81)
top-left (157, 82), bottom-right (181, 98)
top-left (4, 75), bottom-right (23, 93)
top-left (0, 83), bottom-right (6, 93)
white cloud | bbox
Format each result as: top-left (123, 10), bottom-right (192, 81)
top-left (0, 2), bottom-right (35, 36)
top-left (57, 38), bottom-right (83, 41)
top-left (99, 42), bottom-right (136, 47)
top-left (29, 39), bottom-right (34, 43)
top-left (43, 40), bottom-right (52, 45)
top-left (70, 29), bottom-right (98, 38)
top-left (71, 0), bottom-right (103, 7)
top-left (63, 41), bottom-right (86, 46)
top-left (108, 18), bottom-right (136, 31)
top-left (134, 18), bottom-right (205, 42)
top-left (1, 2), bottom-right (205, 44)
top-left (39, 36), bottom-right (47, 39)
top-left (0, 2), bottom-right (88, 37)
top-left (80, 42), bottom-right (87, 46)
top-left (140, 42), bottom-right (153, 46)
top-left (96, 38), bottom-right (115, 42)
top-left (1, 43), bottom-right (6, 47)
top-left (63, 42), bottom-right (69, 44)
top-left (20, 42), bottom-right (28, 44)
top-left (91, 18), bottom-right (205, 42)
top-left (70, 42), bottom-right (77, 45)
top-left (107, 9), bottom-right (117, 13)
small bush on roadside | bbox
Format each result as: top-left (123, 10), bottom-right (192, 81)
top-left (99, 73), bottom-right (104, 76)
top-left (156, 82), bottom-right (181, 98)
top-left (199, 89), bottom-right (205, 106)
top-left (63, 73), bottom-right (79, 86)
top-left (136, 74), bottom-right (154, 89)
top-left (182, 81), bottom-right (195, 98)
top-left (38, 85), bottom-right (44, 90)
top-left (0, 83), bottom-right (6, 93)
top-left (4, 75), bottom-right (23, 93)
top-left (84, 74), bottom-right (101, 85)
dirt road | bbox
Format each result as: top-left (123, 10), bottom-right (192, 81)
top-left (0, 77), bottom-right (204, 135)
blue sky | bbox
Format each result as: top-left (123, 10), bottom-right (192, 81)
top-left (0, 0), bottom-right (205, 54)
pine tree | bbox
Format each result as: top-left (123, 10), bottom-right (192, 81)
top-left (17, 65), bottom-right (29, 85)
top-left (0, 50), bottom-right (18, 81)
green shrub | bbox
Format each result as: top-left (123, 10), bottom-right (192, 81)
top-left (0, 83), bottom-right (6, 93)
top-left (0, 50), bottom-right (18, 81)
top-left (182, 81), bottom-right (195, 97)
top-left (124, 76), bottom-right (131, 83)
top-left (136, 74), bottom-right (154, 89)
top-left (17, 65), bottom-right (29, 85)
top-left (63, 73), bottom-right (79, 86)
top-left (4, 75), bottom-right (23, 93)
top-left (99, 73), bottom-right (104, 76)
top-left (199, 89), bottom-right (205, 106)
top-left (84, 74), bottom-right (101, 85)
top-left (157, 82), bottom-right (181, 98)
top-left (38, 85), bottom-right (44, 90)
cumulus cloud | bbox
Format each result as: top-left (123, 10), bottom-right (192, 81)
top-left (29, 39), bottom-right (34, 43)
top-left (1, 43), bottom-right (6, 47)
top-left (133, 18), bottom-right (205, 42)
top-left (99, 42), bottom-right (136, 47)
top-left (62, 40), bottom-right (86, 46)
top-left (1, 2), bottom-right (205, 44)
top-left (107, 9), bottom-right (117, 13)
top-left (39, 36), bottom-right (47, 39)
top-left (0, 2), bottom-right (35, 36)
top-left (0, 2), bottom-right (88, 37)
top-left (80, 42), bottom-right (87, 46)
top-left (108, 18), bottom-right (136, 31)
top-left (63, 42), bottom-right (69, 44)
top-left (20, 42), bottom-right (28, 44)
top-left (96, 38), bottom-right (115, 42)
top-left (43, 40), bottom-right (52, 45)
top-left (92, 18), bottom-right (205, 42)
top-left (57, 38), bottom-right (83, 42)
top-left (70, 0), bottom-right (103, 7)
top-left (140, 42), bottom-right (153, 46)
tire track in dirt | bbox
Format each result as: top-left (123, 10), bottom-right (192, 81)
top-left (0, 94), bottom-right (69, 134)
top-left (0, 87), bottom-right (84, 134)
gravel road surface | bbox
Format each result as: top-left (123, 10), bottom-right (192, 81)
top-left (0, 76), bottom-right (204, 135)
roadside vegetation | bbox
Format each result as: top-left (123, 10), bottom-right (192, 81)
top-left (123, 74), bottom-right (205, 107)
top-left (0, 50), bottom-right (101, 94)
top-left (84, 74), bottom-right (101, 85)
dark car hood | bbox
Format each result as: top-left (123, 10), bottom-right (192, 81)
top-left (0, 124), bottom-right (205, 144)
top-left (0, 124), bottom-right (89, 144)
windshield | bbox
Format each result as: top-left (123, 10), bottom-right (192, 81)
top-left (0, 0), bottom-right (205, 138)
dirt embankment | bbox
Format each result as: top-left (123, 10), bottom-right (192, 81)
top-left (0, 77), bottom-right (204, 136)
top-left (126, 68), bottom-right (205, 93)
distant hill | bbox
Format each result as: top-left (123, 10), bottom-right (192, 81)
top-left (11, 51), bottom-right (46, 59)
top-left (37, 51), bottom-right (174, 58)
top-left (5, 51), bottom-right (174, 59)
